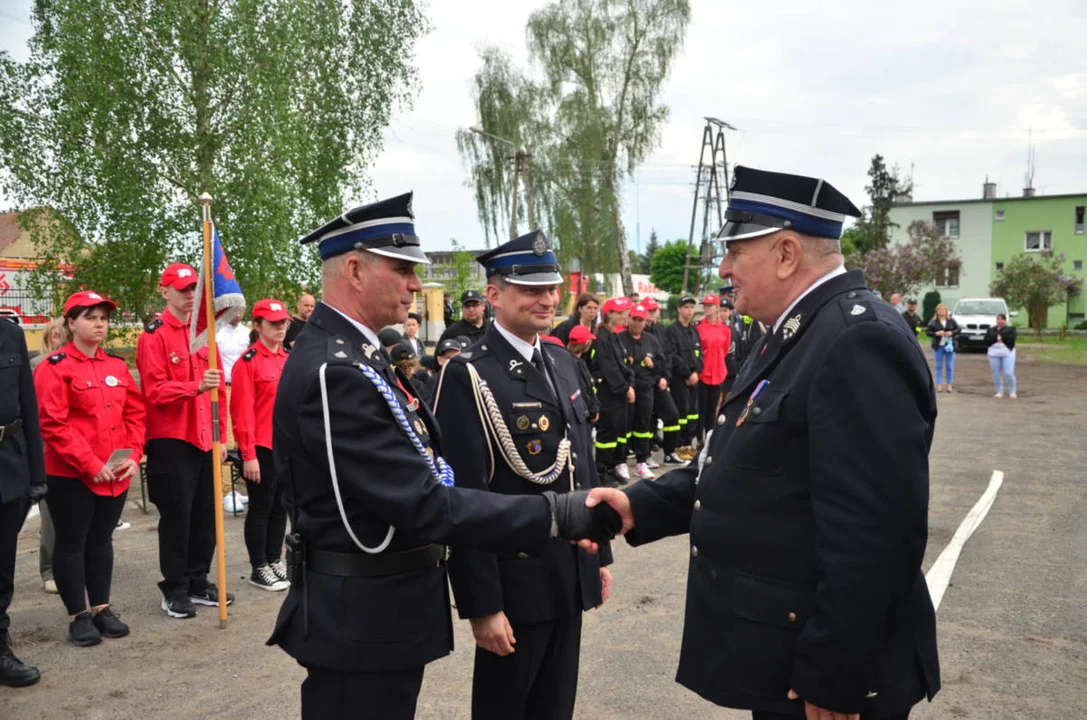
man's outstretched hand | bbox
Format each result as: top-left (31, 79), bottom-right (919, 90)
top-left (544, 490), bottom-right (623, 547)
top-left (573, 488), bottom-right (635, 553)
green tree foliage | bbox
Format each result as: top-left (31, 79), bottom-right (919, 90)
top-left (989, 252), bottom-right (1083, 334)
top-left (638, 229), bottom-right (659, 273)
top-left (649, 239), bottom-right (689, 295)
top-left (922, 290), bottom-right (941, 324)
top-left (443, 239), bottom-right (478, 304)
top-left (0, 0), bottom-right (427, 320)
top-left (850, 154), bottom-right (909, 253)
top-left (457, 0), bottom-right (690, 296)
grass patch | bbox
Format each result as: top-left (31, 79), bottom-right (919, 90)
top-left (1015, 335), bottom-right (1087, 367)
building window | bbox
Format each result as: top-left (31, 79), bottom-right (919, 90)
top-left (1024, 231), bottom-right (1052, 252)
top-left (1076, 206), bottom-right (1085, 234)
top-left (1075, 260), bottom-right (1084, 270)
top-left (933, 210), bottom-right (960, 238)
top-left (935, 265), bottom-right (960, 288)
top-left (995, 210), bottom-right (1005, 221)
top-left (995, 262), bottom-right (1004, 271)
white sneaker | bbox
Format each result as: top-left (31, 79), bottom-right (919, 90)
top-left (634, 462), bottom-right (656, 480)
top-left (114, 521), bottom-right (131, 532)
top-left (43, 579), bottom-right (58, 594)
top-left (645, 458), bottom-right (660, 469)
top-left (613, 463), bottom-right (631, 483)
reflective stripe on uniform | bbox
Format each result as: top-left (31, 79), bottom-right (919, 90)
top-left (662, 424), bottom-right (681, 432)
top-left (595, 441), bottom-right (618, 450)
top-left (632, 431), bottom-right (654, 439)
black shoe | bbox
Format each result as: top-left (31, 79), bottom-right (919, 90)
top-left (161, 592), bottom-right (197, 619)
top-left (0, 631), bottom-right (41, 687)
top-left (249, 564), bottom-right (289, 592)
top-left (92, 607), bottom-right (130, 638)
top-left (663, 453), bottom-right (685, 466)
top-left (68, 612), bottom-right (103, 647)
top-left (189, 583), bottom-right (235, 607)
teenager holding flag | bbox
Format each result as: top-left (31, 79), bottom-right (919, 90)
top-left (230, 299), bottom-right (290, 592)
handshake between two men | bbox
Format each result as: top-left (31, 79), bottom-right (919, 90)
top-left (542, 488), bottom-right (633, 550)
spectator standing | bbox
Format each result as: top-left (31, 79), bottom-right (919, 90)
top-left (0, 314), bottom-right (46, 687)
top-left (589, 299), bottom-right (635, 486)
top-left (34, 291), bottom-right (145, 646)
top-left (552, 292), bottom-right (599, 345)
top-left (890, 293), bottom-right (907, 314)
top-left (216, 313), bottom-right (251, 384)
top-left (284, 293), bottom-right (315, 350)
top-left (230, 299), bottom-right (291, 592)
top-left (30, 318), bottom-right (69, 596)
top-left (438, 289), bottom-right (488, 347)
top-left (136, 262), bottom-right (232, 619)
top-left (925, 303), bottom-right (960, 393)
top-left (426, 338), bottom-right (462, 397)
top-left (986, 313), bottom-right (1018, 399)
top-left (390, 342), bottom-right (433, 408)
top-left (720, 301), bottom-right (740, 398)
top-left (695, 295), bottom-right (731, 444)
top-left (663, 296), bottom-right (702, 460)
top-left (443, 292), bottom-right (456, 325)
top-left (618, 305), bottom-right (669, 480)
top-left (903, 297), bottom-right (922, 334)
top-left (566, 325), bottom-right (600, 424)
top-left (402, 312), bottom-right (427, 360)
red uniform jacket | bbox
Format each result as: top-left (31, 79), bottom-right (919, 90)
top-left (34, 342), bottom-right (145, 497)
top-left (229, 342), bottom-right (287, 461)
top-left (696, 319), bottom-right (731, 386)
top-left (135, 310), bottom-right (227, 452)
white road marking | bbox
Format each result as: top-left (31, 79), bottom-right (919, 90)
top-left (926, 470), bottom-right (1005, 612)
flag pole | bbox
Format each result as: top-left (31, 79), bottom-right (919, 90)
top-left (200, 192), bottom-right (229, 629)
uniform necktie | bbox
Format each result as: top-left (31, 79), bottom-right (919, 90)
top-left (532, 347), bottom-right (557, 399)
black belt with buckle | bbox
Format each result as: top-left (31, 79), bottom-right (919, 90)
top-left (308, 543), bottom-right (446, 578)
top-left (0, 418), bottom-right (23, 443)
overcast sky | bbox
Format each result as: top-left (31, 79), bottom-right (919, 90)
top-left (2, 0), bottom-right (1085, 254)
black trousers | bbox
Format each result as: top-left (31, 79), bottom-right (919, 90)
top-left (300, 663), bottom-right (424, 720)
top-left (0, 494), bottom-right (30, 631)
top-left (471, 613), bottom-right (582, 720)
top-left (753, 712), bottom-right (909, 720)
top-left (670, 377), bottom-right (697, 445)
top-left (696, 381), bottom-right (723, 443)
top-left (244, 446), bottom-right (287, 568)
top-left (47, 476), bottom-right (127, 616)
top-left (653, 386), bottom-right (680, 454)
top-left (595, 391), bottom-right (626, 470)
top-left (146, 439), bottom-right (216, 597)
top-left (630, 384), bottom-right (655, 462)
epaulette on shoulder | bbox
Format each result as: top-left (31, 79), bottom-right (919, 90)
top-left (326, 336), bottom-right (357, 364)
top-left (105, 351), bottom-right (125, 360)
top-left (454, 342), bottom-right (489, 363)
top-left (47, 352), bottom-right (66, 364)
top-left (241, 347), bottom-right (257, 362)
top-left (839, 292), bottom-right (877, 325)
top-left (145, 318), bottom-right (163, 333)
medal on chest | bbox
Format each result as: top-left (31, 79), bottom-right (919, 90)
top-left (736, 379), bottom-right (770, 427)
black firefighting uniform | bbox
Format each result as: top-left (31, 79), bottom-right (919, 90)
top-left (588, 326), bottom-right (632, 473)
top-left (643, 322), bottom-right (681, 456)
top-left (663, 320), bottom-right (702, 446)
top-left (616, 329), bottom-right (668, 463)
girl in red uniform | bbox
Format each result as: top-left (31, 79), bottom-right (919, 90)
top-left (34, 291), bottom-right (145, 646)
top-left (229, 299), bottom-right (290, 591)
top-left (695, 294), bottom-right (731, 445)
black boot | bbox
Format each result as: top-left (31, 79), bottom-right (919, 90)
top-left (0, 630), bottom-right (41, 687)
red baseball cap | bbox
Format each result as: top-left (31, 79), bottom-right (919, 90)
top-left (600, 298), bottom-right (617, 315)
top-left (630, 304), bottom-right (647, 319)
top-left (63, 290), bottom-right (117, 315)
top-left (540, 334), bottom-right (564, 347)
top-left (614, 296), bottom-right (632, 311)
top-left (568, 325), bottom-right (597, 345)
top-left (160, 263), bottom-right (198, 290)
top-left (252, 298), bottom-right (290, 322)
top-left (701, 294), bottom-right (720, 306)
top-left (642, 297), bottom-right (659, 310)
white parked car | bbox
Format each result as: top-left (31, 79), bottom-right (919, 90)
top-left (951, 298), bottom-right (1016, 351)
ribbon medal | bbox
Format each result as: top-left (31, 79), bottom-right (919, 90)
top-left (538, 415), bottom-right (550, 432)
top-left (736, 379), bottom-right (770, 427)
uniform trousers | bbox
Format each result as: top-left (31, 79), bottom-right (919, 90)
top-left (753, 711), bottom-right (909, 720)
top-left (595, 390), bottom-right (627, 471)
top-left (652, 386), bottom-right (680, 455)
top-left (47, 475), bottom-right (127, 616)
top-left (146, 439), bottom-right (216, 598)
top-left (696, 381), bottom-right (724, 443)
top-left (630, 384), bottom-right (656, 462)
top-left (471, 613), bottom-right (582, 720)
top-left (0, 494), bottom-right (30, 631)
top-left (39, 498), bottom-right (54, 582)
top-left (243, 446), bottom-right (287, 568)
top-left (300, 663), bottom-right (424, 720)
top-left (670, 377), bottom-right (697, 445)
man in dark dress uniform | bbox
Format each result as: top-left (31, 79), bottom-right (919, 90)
top-left (267, 193), bottom-right (620, 719)
top-left (434, 231), bottom-right (612, 720)
top-left (439, 289), bottom-right (489, 347)
top-left (585, 166), bottom-right (940, 720)
top-left (0, 318), bottom-right (46, 687)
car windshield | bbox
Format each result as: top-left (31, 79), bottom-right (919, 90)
top-left (955, 300), bottom-right (1004, 315)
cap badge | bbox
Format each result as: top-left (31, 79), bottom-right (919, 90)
top-left (88, 293), bottom-right (102, 300)
top-left (414, 419), bottom-right (427, 436)
top-left (850, 304), bottom-right (867, 316)
top-left (270, 302), bottom-right (282, 311)
top-left (104, 375), bottom-right (119, 387)
top-left (516, 415), bottom-right (530, 431)
top-left (406, 196), bottom-right (414, 219)
top-left (177, 268), bottom-right (192, 278)
top-left (538, 415), bottom-right (550, 432)
top-left (531, 234), bottom-right (547, 256)
top-left (782, 314), bottom-right (802, 342)
top-left (526, 439), bottom-right (542, 456)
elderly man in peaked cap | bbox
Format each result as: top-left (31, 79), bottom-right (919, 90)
top-left (585, 166), bottom-right (940, 720)
top-left (267, 193), bottom-right (620, 719)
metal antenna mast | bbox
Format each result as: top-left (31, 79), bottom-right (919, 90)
top-left (681, 117), bottom-right (736, 295)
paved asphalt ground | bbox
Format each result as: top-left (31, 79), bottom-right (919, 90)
top-left (2, 349), bottom-right (1085, 719)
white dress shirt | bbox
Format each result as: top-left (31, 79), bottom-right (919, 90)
top-left (218, 321), bottom-right (252, 383)
top-left (773, 265), bottom-right (847, 333)
top-left (323, 302), bottom-right (383, 351)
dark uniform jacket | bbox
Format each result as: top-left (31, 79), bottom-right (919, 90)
top-left (623, 271), bottom-right (940, 716)
top-left (663, 321), bottom-right (702, 382)
top-left (588, 325), bottom-right (633, 398)
top-left (267, 303), bottom-right (553, 673)
top-left (438, 318), bottom-right (488, 348)
top-left (0, 321), bottom-right (45, 503)
top-left (573, 355), bottom-right (600, 420)
top-left (617, 330), bottom-right (666, 390)
top-left (644, 322), bottom-right (671, 377)
top-left (434, 328), bottom-right (609, 626)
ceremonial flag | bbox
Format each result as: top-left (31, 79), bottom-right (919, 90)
top-left (191, 226), bottom-right (245, 352)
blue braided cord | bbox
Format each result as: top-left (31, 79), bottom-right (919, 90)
top-left (356, 362), bottom-right (455, 487)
